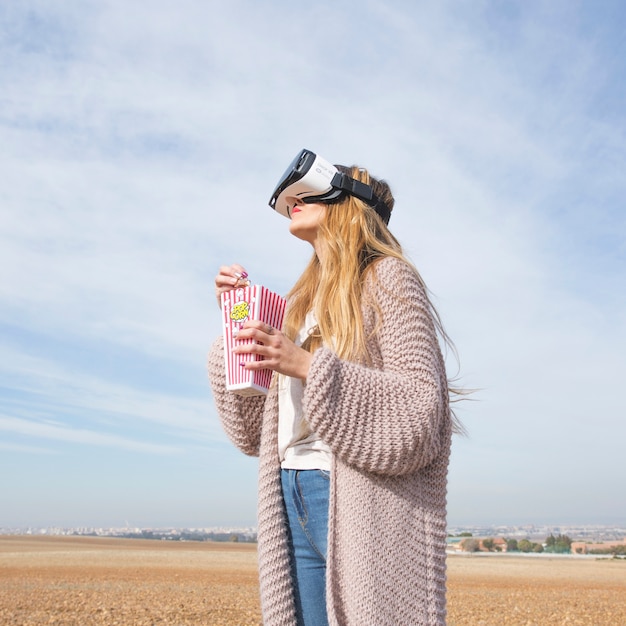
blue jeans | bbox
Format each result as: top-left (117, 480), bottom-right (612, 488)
top-left (280, 468), bottom-right (330, 626)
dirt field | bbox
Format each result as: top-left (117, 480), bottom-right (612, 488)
top-left (1, 536), bottom-right (624, 625)
top-left (446, 553), bottom-right (625, 625)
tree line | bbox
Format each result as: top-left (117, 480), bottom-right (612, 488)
top-left (458, 533), bottom-right (573, 554)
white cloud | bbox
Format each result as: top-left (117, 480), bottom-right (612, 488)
top-left (0, 415), bottom-right (180, 454)
top-left (1, 0), bottom-right (624, 526)
top-left (0, 345), bottom-right (225, 448)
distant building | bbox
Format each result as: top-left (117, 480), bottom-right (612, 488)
top-left (491, 538), bottom-right (507, 552)
top-left (570, 539), bottom-right (626, 555)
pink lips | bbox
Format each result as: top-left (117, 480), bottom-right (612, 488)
top-left (292, 207), bottom-right (302, 214)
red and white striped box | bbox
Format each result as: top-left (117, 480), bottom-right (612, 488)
top-left (221, 285), bottom-right (287, 396)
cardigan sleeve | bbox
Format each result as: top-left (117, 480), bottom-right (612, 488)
top-left (207, 335), bottom-right (266, 457)
top-left (302, 257), bottom-right (449, 476)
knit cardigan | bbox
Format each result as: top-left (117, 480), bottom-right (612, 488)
top-left (207, 256), bottom-right (452, 626)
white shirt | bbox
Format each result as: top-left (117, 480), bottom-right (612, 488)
top-left (277, 311), bottom-right (332, 470)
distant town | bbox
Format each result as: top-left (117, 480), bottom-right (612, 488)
top-left (0, 526), bottom-right (258, 543)
top-left (1, 523), bottom-right (625, 554)
top-left (446, 523), bottom-right (626, 543)
top-left (446, 524), bottom-right (626, 557)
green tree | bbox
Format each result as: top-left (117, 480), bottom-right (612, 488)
top-left (546, 534), bottom-right (572, 554)
top-left (555, 534), bottom-right (572, 553)
top-left (518, 539), bottom-right (533, 553)
top-left (482, 538), bottom-right (494, 552)
top-left (506, 538), bottom-right (518, 552)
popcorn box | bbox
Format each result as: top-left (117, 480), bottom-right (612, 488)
top-left (221, 285), bottom-right (286, 396)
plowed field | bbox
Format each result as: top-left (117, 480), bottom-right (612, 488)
top-left (1, 536), bottom-right (624, 625)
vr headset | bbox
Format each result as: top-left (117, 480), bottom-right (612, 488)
top-left (269, 149), bottom-right (391, 225)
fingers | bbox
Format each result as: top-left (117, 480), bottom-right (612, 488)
top-left (235, 320), bottom-right (276, 342)
top-left (234, 324), bottom-right (312, 380)
top-left (215, 264), bottom-right (249, 307)
top-left (233, 321), bottom-right (278, 361)
top-left (216, 264), bottom-right (248, 288)
top-left (232, 327), bottom-right (273, 369)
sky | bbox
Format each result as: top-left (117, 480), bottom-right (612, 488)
top-left (1, 0), bottom-right (625, 530)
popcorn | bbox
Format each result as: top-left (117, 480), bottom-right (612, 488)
top-left (221, 285), bottom-right (286, 395)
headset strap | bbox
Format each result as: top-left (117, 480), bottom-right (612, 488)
top-left (331, 173), bottom-right (391, 225)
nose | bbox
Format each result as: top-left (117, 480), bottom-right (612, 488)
top-left (285, 197), bottom-right (303, 218)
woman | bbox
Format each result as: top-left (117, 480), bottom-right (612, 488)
top-left (208, 149), bottom-right (456, 626)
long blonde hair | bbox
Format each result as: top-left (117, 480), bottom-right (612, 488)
top-left (283, 165), bottom-right (401, 360)
top-left (284, 165), bottom-right (432, 355)
top-left (283, 164), bottom-right (468, 433)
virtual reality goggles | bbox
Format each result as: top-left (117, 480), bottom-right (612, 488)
top-left (269, 149), bottom-right (391, 225)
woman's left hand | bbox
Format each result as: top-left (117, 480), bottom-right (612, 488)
top-left (233, 320), bottom-right (312, 381)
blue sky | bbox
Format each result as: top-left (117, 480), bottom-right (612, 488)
top-left (1, 0), bottom-right (625, 529)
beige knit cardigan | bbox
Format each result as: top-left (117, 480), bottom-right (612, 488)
top-left (208, 256), bottom-right (452, 626)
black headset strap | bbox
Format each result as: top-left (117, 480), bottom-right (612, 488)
top-left (330, 173), bottom-right (391, 225)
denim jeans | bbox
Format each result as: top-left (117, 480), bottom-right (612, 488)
top-left (280, 468), bottom-right (330, 626)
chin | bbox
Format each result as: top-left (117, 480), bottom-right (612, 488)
top-left (289, 223), bottom-right (314, 244)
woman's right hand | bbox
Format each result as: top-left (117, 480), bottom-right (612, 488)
top-left (215, 264), bottom-right (249, 308)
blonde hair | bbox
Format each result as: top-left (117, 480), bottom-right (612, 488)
top-left (285, 165), bottom-right (407, 360)
top-left (284, 165), bottom-right (468, 434)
